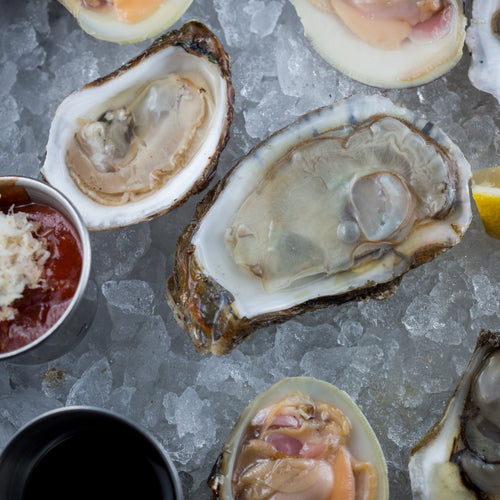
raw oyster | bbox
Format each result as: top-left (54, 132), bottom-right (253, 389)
top-left (58, 0), bottom-right (193, 44)
top-left (42, 21), bottom-right (234, 230)
top-left (208, 377), bottom-right (389, 499)
top-left (290, 0), bottom-right (466, 88)
top-left (466, 0), bottom-right (500, 103)
top-left (166, 94), bottom-right (471, 355)
top-left (409, 329), bottom-right (500, 499)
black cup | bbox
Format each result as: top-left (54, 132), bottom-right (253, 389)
top-left (0, 406), bottom-right (183, 500)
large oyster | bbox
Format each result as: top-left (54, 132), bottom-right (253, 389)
top-left (166, 94), bottom-right (471, 355)
top-left (409, 329), bottom-right (500, 499)
top-left (209, 377), bottom-right (389, 499)
top-left (58, 0), bottom-right (193, 44)
top-left (42, 21), bottom-right (234, 230)
top-left (466, 0), bottom-right (500, 103)
top-left (290, 0), bottom-right (466, 88)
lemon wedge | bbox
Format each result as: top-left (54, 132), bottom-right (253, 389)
top-left (471, 165), bottom-right (500, 239)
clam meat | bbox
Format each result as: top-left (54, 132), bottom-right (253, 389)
top-left (409, 329), bottom-right (500, 499)
top-left (166, 94), bottom-right (471, 355)
top-left (58, 0), bottom-right (193, 44)
top-left (290, 0), bottom-right (466, 87)
top-left (42, 21), bottom-right (234, 230)
top-left (209, 377), bottom-right (389, 499)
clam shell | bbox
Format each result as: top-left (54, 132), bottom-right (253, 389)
top-left (208, 376), bottom-right (389, 500)
top-left (58, 0), bottom-right (194, 44)
top-left (291, 0), bottom-right (466, 88)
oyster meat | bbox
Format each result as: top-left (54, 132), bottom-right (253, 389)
top-left (209, 377), bottom-right (389, 500)
top-left (290, 0), bottom-right (466, 87)
top-left (409, 329), bottom-right (500, 499)
top-left (466, 0), bottom-right (500, 103)
top-left (42, 21), bottom-right (234, 230)
top-left (166, 94), bottom-right (471, 355)
top-left (58, 0), bottom-right (193, 44)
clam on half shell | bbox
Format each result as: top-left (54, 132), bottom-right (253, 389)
top-left (466, 0), bottom-right (500, 103)
top-left (58, 0), bottom-right (193, 44)
top-left (166, 94), bottom-right (471, 356)
top-left (290, 0), bottom-right (466, 88)
top-left (208, 377), bottom-right (389, 500)
top-left (42, 21), bottom-right (234, 231)
top-left (409, 329), bottom-right (500, 499)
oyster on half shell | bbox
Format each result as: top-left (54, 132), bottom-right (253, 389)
top-left (409, 329), bottom-right (500, 499)
top-left (466, 0), bottom-right (500, 103)
top-left (209, 377), bottom-right (389, 500)
top-left (166, 94), bottom-right (471, 355)
top-left (58, 0), bottom-right (193, 44)
top-left (42, 21), bottom-right (234, 230)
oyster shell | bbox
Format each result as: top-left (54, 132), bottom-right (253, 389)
top-left (409, 329), bottom-right (500, 499)
top-left (166, 94), bottom-right (471, 355)
top-left (42, 21), bottom-right (234, 230)
top-left (290, 0), bottom-right (466, 88)
top-left (466, 0), bottom-right (500, 103)
top-left (208, 377), bottom-right (389, 500)
top-left (58, 0), bottom-right (193, 44)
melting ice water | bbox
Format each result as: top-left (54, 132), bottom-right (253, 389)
top-left (0, 0), bottom-right (500, 497)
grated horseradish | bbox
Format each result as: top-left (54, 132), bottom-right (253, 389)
top-left (0, 209), bottom-right (50, 321)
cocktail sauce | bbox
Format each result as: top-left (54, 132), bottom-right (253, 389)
top-left (0, 186), bottom-right (83, 353)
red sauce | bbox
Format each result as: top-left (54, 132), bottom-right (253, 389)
top-left (0, 187), bottom-right (83, 354)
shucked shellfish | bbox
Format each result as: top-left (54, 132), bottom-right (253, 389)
top-left (291, 0), bottom-right (466, 87)
top-left (57, 0), bottom-right (193, 44)
top-left (42, 21), bottom-right (234, 230)
top-left (166, 94), bottom-right (471, 355)
top-left (466, 0), bottom-right (500, 103)
top-left (208, 377), bottom-right (389, 499)
top-left (409, 329), bottom-right (500, 499)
